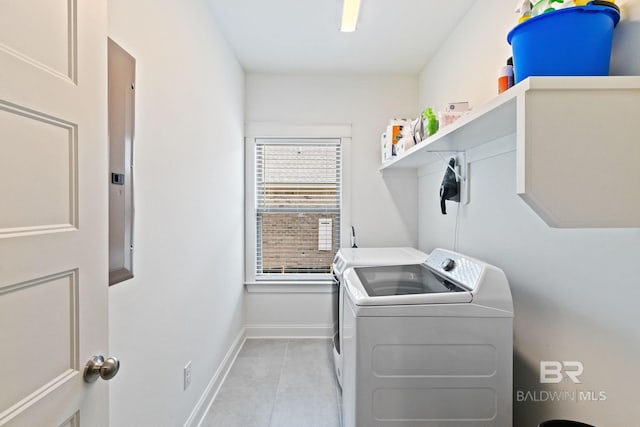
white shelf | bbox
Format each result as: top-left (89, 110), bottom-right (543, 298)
top-left (381, 76), bottom-right (640, 228)
top-left (380, 88), bottom-right (518, 170)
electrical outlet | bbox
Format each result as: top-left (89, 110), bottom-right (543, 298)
top-left (184, 361), bottom-right (192, 390)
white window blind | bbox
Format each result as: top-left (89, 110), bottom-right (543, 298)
top-left (255, 139), bottom-right (341, 278)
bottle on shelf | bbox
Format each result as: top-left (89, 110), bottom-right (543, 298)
top-left (423, 107), bottom-right (439, 137)
top-left (498, 57), bottom-right (514, 94)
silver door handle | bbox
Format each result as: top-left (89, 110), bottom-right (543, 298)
top-left (83, 355), bottom-right (120, 383)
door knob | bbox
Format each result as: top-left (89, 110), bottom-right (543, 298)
top-left (83, 355), bottom-right (120, 383)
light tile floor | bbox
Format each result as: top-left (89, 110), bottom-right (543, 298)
top-left (201, 339), bottom-right (342, 427)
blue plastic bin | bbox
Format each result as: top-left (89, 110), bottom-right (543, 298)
top-left (507, 4), bottom-right (620, 83)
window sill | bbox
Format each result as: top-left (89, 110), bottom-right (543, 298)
top-left (244, 281), bottom-right (335, 293)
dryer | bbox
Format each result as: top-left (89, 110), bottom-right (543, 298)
top-left (341, 248), bottom-right (513, 427)
top-left (331, 247), bottom-right (428, 388)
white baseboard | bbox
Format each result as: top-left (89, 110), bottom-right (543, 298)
top-left (184, 328), bottom-right (247, 427)
top-left (245, 324), bottom-right (333, 338)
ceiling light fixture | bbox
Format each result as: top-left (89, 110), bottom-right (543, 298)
top-left (340, 0), bottom-right (361, 32)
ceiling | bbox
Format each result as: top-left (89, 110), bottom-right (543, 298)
top-left (208, 0), bottom-right (476, 75)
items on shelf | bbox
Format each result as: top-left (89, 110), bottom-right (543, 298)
top-left (396, 117), bottom-right (424, 155)
top-left (531, 0), bottom-right (574, 18)
top-left (380, 102), bottom-right (471, 163)
top-left (515, 0), bottom-right (533, 23)
top-left (508, 2), bottom-right (620, 83)
top-left (438, 102), bottom-right (471, 128)
top-left (515, 0), bottom-right (616, 22)
top-left (380, 118), bottom-right (410, 162)
top-left (423, 107), bottom-right (439, 137)
top-left (498, 58), bottom-right (515, 93)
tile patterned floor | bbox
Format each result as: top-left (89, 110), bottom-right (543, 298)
top-left (201, 339), bottom-right (341, 427)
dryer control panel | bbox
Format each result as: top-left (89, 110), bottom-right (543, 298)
top-left (425, 249), bottom-right (483, 291)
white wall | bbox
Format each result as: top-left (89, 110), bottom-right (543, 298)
top-left (418, 1), bottom-right (640, 425)
top-left (108, 0), bottom-right (245, 425)
top-left (245, 74), bottom-right (419, 328)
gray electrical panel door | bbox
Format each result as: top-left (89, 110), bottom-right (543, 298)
top-left (108, 38), bottom-right (135, 285)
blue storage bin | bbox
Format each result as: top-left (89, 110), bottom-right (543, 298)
top-left (507, 4), bottom-right (620, 83)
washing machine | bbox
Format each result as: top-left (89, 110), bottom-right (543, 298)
top-left (341, 248), bottom-right (513, 427)
top-left (331, 247), bottom-right (428, 388)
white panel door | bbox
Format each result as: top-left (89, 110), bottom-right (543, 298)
top-left (0, 0), bottom-right (109, 426)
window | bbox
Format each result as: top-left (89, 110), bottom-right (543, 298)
top-left (248, 138), bottom-right (343, 282)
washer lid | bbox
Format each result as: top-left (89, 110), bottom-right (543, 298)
top-left (332, 247), bottom-right (428, 275)
top-left (346, 264), bottom-right (473, 306)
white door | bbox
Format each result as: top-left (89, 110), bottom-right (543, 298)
top-left (0, 0), bottom-right (110, 426)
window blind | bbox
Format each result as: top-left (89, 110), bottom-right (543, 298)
top-left (255, 139), bottom-right (341, 278)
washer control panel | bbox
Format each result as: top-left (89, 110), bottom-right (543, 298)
top-left (426, 249), bottom-right (483, 291)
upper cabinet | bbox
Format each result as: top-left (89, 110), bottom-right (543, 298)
top-left (380, 76), bottom-right (640, 228)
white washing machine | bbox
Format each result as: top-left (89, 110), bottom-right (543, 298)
top-left (331, 247), bottom-right (428, 388)
top-left (341, 248), bottom-right (513, 427)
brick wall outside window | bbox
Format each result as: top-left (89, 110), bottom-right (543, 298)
top-left (261, 212), bottom-right (337, 273)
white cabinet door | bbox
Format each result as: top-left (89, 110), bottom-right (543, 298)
top-left (0, 0), bottom-right (109, 425)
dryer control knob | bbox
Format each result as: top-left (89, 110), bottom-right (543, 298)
top-left (441, 258), bottom-right (456, 271)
